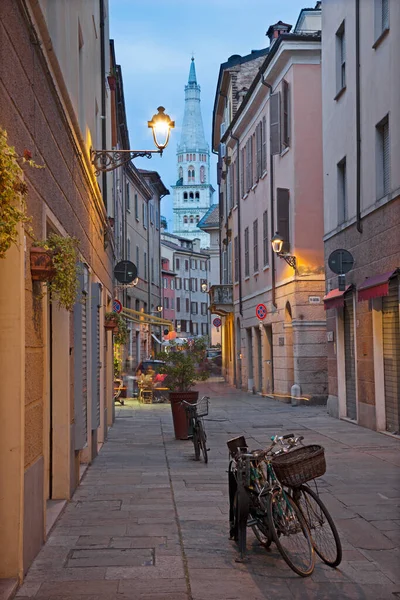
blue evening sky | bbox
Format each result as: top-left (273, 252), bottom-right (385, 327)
top-left (109, 0), bottom-right (309, 230)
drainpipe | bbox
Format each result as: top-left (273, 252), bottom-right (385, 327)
top-left (231, 134), bottom-right (243, 316)
top-left (99, 0), bottom-right (107, 211)
top-left (355, 0), bottom-right (362, 233)
top-left (211, 147), bottom-right (223, 282)
top-left (260, 75), bottom-right (277, 308)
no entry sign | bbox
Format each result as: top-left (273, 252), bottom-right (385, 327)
top-left (255, 303), bottom-right (267, 320)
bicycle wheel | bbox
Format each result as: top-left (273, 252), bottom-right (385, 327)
top-left (192, 423), bottom-right (201, 461)
top-left (294, 485), bottom-right (342, 568)
top-left (198, 421), bottom-right (208, 463)
top-left (267, 488), bottom-right (315, 577)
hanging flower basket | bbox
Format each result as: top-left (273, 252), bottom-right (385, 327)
top-left (30, 247), bottom-right (56, 281)
top-left (105, 313), bottom-right (118, 330)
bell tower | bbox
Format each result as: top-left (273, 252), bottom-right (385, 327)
top-left (172, 58), bottom-right (214, 248)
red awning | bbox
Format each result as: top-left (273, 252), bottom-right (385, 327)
top-left (323, 285), bottom-right (352, 310)
top-left (358, 269), bottom-right (398, 302)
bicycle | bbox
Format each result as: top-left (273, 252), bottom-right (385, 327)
top-left (181, 395), bottom-right (210, 463)
top-left (227, 434), bottom-right (315, 577)
top-left (272, 435), bottom-right (342, 568)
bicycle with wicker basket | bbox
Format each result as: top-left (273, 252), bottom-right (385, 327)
top-left (272, 436), bottom-right (342, 568)
top-left (181, 395), bottom-right (210, 463)
top-left (227, 434), bottom-right (315, 577)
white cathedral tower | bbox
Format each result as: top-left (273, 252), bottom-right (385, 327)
top-left (172, 58), bottom-right (214, 248)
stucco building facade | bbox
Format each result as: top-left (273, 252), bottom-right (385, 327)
top-left (211, 6), bottom-right (328, 401)
top-left (0, 0), bottom-right (115, 582)
top-left (322, 0), bottom-right (400, 434)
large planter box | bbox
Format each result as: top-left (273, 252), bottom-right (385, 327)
top-left (30, 247), bottom-right (56, 281)
top-left (169, 391), bottom-right (199, 440)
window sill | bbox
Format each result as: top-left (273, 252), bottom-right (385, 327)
top-left (334, 86), bottom-right (346, 102)
top-left (243, 193), bottom-right (249, 200)
top-left (263, 264), bottom-right (270, 271)
top-left (135, 217), bottom-right (139, 222)
top-left (244, 276), bottom-right (250, 281)
top-left (253, 271), bottom-right (259, 276)
top-left (373, 27), bottom-right (389, 49)
top-left (234, 281), bottom-right (239, 285)
top-left (280, 146), bottom-right (290, 157)
top-left (251, 183), bottom-right (257, 191)
top-left (261, 170), bottom-right (268, 179)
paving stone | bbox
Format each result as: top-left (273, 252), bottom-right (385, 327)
top-left (66, 548), bottom-right (154, 568)
top-left (35, 580), bottom-right (118, 597)
top-left (336, 516), bottom-right (397, 550)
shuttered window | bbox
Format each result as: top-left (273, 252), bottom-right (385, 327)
top-left (240, 148), bottom-right (245, 197)
top-left (176, 297), bottom-right (181, 312)
top-left (256, 123), bottom-right (262, 180)
top-left (282, 80), bottom-right (290, 148)
top-left (375, 0), bottom-right (389, 39)
top-left (336, 21), bottom-right (346, 94)
top-left (253, 219), bottom-right (258, 273)
top-left (277, 188), bottom-right (290, 253)
top-left (262, 116), bottom-right (267, 172)
top-left (337, 157), bottom-right (347, 224)
top-left (270, 92), bottom-right (281, 155)
top-left (234, 236), bottom-right (239, 283)
top-left (91, 282), bottom-right (102, 430)
top-left (376, 115), bottom-right (390, 198)
top-left (136, 246), bottom-right (140, 276)
top-left (244, 227), bottom-right (249, 277)
top-left (73, 265), bottom-right (88, 450)
top-left (263, 210), bottom-right (269, 267)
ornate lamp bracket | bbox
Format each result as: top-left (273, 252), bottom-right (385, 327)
top-left (91, 149), bottom-right (161, 174)
top-left (278, 253), bottom-right (297, 270)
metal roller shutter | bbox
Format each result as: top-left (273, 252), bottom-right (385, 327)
top-left (382, 278), bottom-right (400, 435)
top-left (344, 295), bottom-right (357, 420)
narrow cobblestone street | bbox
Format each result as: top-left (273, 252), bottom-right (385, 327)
top-left (17, 382), bottom-right (400, 600)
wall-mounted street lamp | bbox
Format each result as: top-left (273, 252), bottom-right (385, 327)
top-left (201, 282), bottom-right (208, 293)
top-left (271, 231), bottom-right (297, 270)
top-left (91, 106), bottom-right (175, 174)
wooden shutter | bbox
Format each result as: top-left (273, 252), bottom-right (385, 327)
top-left (344, 295), bottom-right (357, 420)
top-left (270, 92), bottom-right (281, 155)
top-left (244, 227), bottom-right (249, 277)
top-left (262, 116), bottom-right (267, 172)
top-left (234, 236), bottom-right (239, 282)
top-left (276, 188), bottom-right (290, 252)
top-left (383, 119), bottom-right (390, 195)
top-left (383, 278), bottom-right (400, 434)
top-left (253, 219), bottom-right (258, 272)
top-left (382, 0), bottom-right (389, 29)
top-left (263, 210), bottom-right (269, 266)
top-left (73, 266), bottom-right (88, 450)
top-left (282, 80), bottom-right (290, 148)
top-left (91, 282), bottom-right (101, 430)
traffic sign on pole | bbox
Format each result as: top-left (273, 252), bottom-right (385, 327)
top-left (255, 303), bottom-right (267, 320)
top-left (112, 299), bottom-right (122, 314)
top-left (213, 317), bottom-right (222, 328)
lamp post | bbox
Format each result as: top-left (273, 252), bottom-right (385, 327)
top-left (271, 232), bottom-right (297, 270)
top-left (91, 106), bottom-right (175, 174)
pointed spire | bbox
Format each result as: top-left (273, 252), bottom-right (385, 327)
top-left (188, 57), bottom-right (197, 85)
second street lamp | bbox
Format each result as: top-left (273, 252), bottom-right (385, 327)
top-left (91, 106), bottom-right (175, 174)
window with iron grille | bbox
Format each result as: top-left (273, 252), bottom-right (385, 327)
top-left (244, 227), bottom-right (249, 277)
top-left (234, 236), bottom-right (239, 283)
top-left (336, 21), bottom-right (346, 95)
top-left (376, 115), bottom-right (390, 198)
top-left (253, 219), bottom-right (258, 273)
top-left (263, 210), bottom-right (269, 267)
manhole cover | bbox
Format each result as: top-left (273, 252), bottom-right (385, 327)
top-left (67, 548), bottom-right (154, 568)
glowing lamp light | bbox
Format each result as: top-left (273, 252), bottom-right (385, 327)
top-left (148, 107), bottom-right (175, 152)
top-left (271, 231), bottom-right (284, 254)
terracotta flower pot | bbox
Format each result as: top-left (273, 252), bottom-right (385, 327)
top-left (169, 391), bottom-right (199, 440)
top-left (30, 247), bottom-right (56, 281)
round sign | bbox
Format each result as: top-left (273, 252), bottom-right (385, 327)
top-left (112, 299), bottom-right (122, 314)
top-left (213, 317), bottom-right (222, 328)
top-left (328, 249), bottom-right (354, 275)
top-left (114, 260), bottom-right (138, 284)
top-left (256, 303), bottom-right (267, 320)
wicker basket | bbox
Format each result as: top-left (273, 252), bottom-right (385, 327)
top-left (272, 445), bottom-right (326, 487)
top-left (227, 436), bottom-right (248, 459)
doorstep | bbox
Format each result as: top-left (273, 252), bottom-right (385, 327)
top-left (46, 499), bottom-right (66, 536)
top-left (0, 579), bottom-right (18, 600)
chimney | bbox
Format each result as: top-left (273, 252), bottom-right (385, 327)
top-left (266, 21), bottom-right (292, 47)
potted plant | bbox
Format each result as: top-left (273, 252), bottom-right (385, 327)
top-left (105, 311), bottom-right (119, 330)
top-left (0, 129), bottom-right (42, 259)
top-left (157, 337), bottom-right (211, 439)
top-left (31, 234), bottom-right (80, 311)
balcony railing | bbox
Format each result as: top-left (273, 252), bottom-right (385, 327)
top-left (209, 284), bottom-right (233, 316)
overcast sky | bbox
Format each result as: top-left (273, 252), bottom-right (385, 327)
top-left (109, 0), bottom-right (309, 230)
